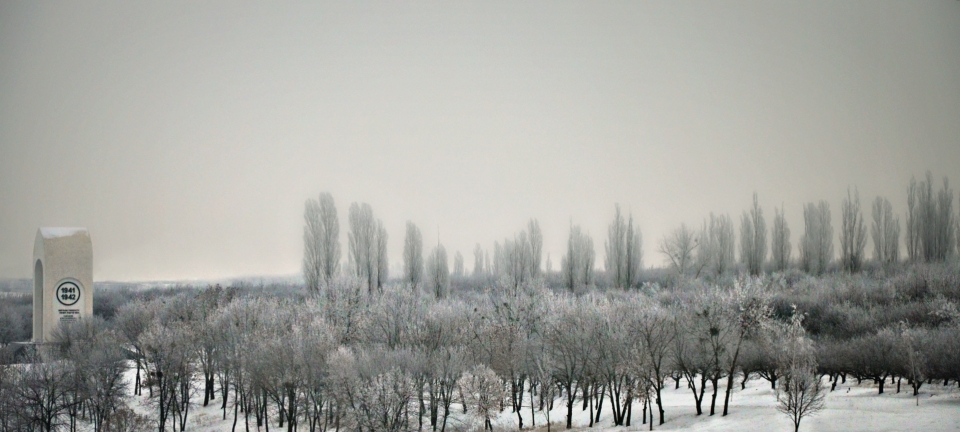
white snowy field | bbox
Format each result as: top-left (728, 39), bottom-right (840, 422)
top-left (118, 365), bottom-right (960, 432)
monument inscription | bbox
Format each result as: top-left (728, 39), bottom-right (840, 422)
top-left (55, 280), bottom-right (84, 324)
top-left (56, 281), bottom-right (81, 306)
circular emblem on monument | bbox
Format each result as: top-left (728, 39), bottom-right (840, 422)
top-left (56, 281), bottom-right (81, 306)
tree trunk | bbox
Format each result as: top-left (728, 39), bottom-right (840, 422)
top-left (625, 397), bottom-right (632, 426)
top-left (722, 343), bottom-right (741, 416)
top-left (655, 383), bottom-right (665, 425)
top-left (709, 376), bottom-right (719, 416)
top-left (594, 384), bottom-right (605, 424)
top-left (641, 398), bottom-right (646, 425)
top-left (514, 378), bottom-right (524, 429)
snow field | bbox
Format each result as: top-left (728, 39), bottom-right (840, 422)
top-left (120, 363), bottom-right (960, 432)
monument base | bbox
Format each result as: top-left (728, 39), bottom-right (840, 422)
top-left (2, 341), bottom-right (59, 364)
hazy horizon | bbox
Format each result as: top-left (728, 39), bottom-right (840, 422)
top-left (2, 2), bottom-right (959, 281)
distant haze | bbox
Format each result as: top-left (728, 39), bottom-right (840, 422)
top-left (1, 2), bottom-right (958, 281)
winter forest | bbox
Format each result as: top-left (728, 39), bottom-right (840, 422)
top-left (1, 172), bottom-right (959, 432)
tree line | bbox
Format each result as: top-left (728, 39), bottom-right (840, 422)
top-left (4, 267), bottom-right (958, 431)
top-left (1, 170), bottom-right (959, 431)
top-left (303, 172), bottom-right (957, 297)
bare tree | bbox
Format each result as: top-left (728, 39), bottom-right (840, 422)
top-left (562, 224), bottom-right (595, 292)
top-left (14, 350), bottom-right (72, 432)
top-left (774, 309), bottom-right (825, 432)
top-left (53, 318), bottom-right (128, 432)
top-left (871, 196), bottom-right (900, 265)
top-left (906, 172), bottom-right (955, 262)
top-left (633, 305), bottom-right (676, 425)
top-left (543, 297), bottom-right (593, 429)
top-left (140, 320), bottom-right (197, 432)
top-left (659, 224), bottom-right (697, 276)
top-left (771, 204), bottom-right (791, 272)
top-left (898, 323), bottom-right (927, 400)
top-left (303, 193), bottom-right (341, 294)
top-left (840, 188), bottom-right (868, 273)
top-left (427, 244), bottom-right (450, 299)
top-left (672, 299), bottom-right (714, 416)
top-left (740, 193), bottom-right (767, 276)
top-left (114, 301), bottom-right (155, 396)
top-left (404, 222), bottom-right (425, 290)
top-left (606, 205), bottom-right (643, 288)
top-left (800, 201), bottom-right (833, 275)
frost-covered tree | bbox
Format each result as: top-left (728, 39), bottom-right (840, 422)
top-left (473, 243), bottom-right (485, 277)
top-left (722, 277), bottom-right (772, 416)
top-left (114, 301), bottom-right (155, 396)
top-left (453, 251), bottom-right (465, 278)
top-left (303, 193), bottom-right (340, 294)
top-left (907, 172), bottom-right (955, 262)
top-left (672, 297), bottom-right (717, 416)
top-left (606, 204), bottom-right (643, 288)
top-left (840, 188), bottom-right (868, 273)
top-left (898, 324), bottom-right (927, 399)
top-left (633, 305), bottom-right (675, 425)
top-left (774, 309), bottom-right (825, 432)
top-left (800, 201), bottom-right (833, 275)
top-left (562, 224), bottom-right (595, 292)
top-left (771, 204), bottom-right (791, 272)
top-left (528, 219), bottom-right (543, 278)
top-left (458, 364), bottom-right (506, 431)
top-left (53, 319), bottom-right (130, 432)
top-left (403, 222), bottom-right (424, 290)
top-left (12, 350), bottom-right (72, 432)
top-left (543, 298), bottom-right (593, 429)
top-left (349, 202), bottom-right (387, 294)
top-left (871, 196), bottom-right (900, 265)
top-left (376, 221), bottom-right (389, 291)
top-left (660, 224), bottom-right (697, 276)
top-left (498, 233), bottom-right (531, 290)
top-left (427, 244), bottom-right (449, 299)
top-left (140, 320), bottom-right (196, 432)
top-left (710, 213), bottom-right (736, 276)
top-left (740, 193), bottom-right (767, 276)
top-left (496, 221), bottom-right (545, 288)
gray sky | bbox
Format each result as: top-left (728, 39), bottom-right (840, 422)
top-left (2, 2), bottom-right (959, 281)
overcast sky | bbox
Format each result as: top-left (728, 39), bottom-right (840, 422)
top-left (2, 2), bottom-right (959, 282)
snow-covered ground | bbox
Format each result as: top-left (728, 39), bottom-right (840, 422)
top-left (118, 365), bottom-right (960, 432)
top-left (526, 379), bottom-right (960, 432)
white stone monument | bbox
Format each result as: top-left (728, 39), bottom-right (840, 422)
top-left (32, 228), bottom-right (93, 343)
